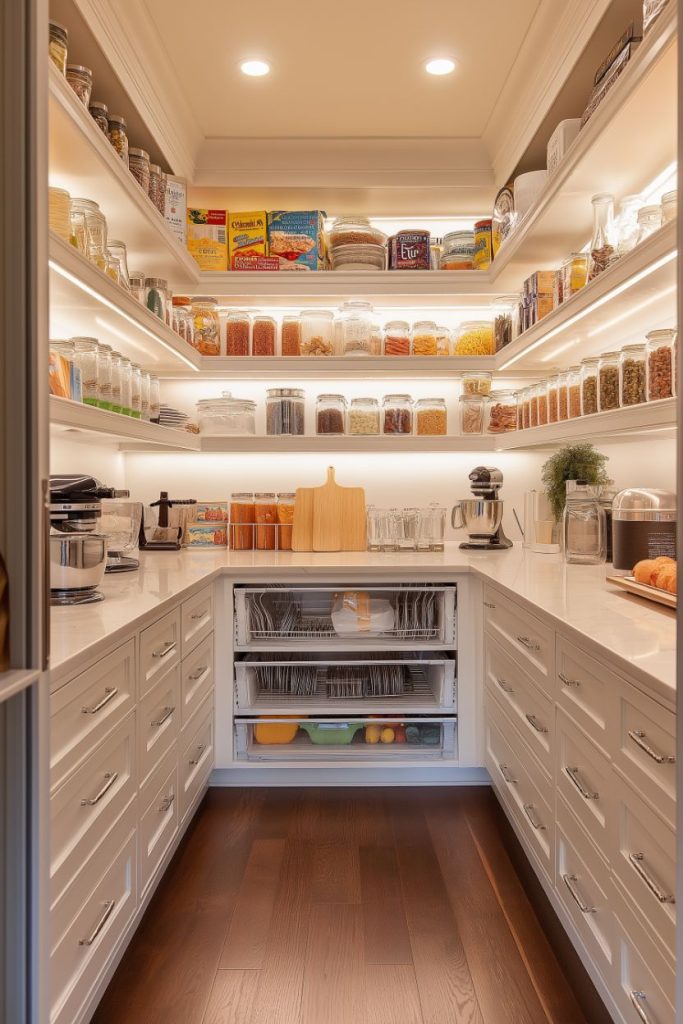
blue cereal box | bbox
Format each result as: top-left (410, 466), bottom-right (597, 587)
top-left (267, 210), bottom-right (327, 271)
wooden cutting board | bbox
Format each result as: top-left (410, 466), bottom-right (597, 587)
top-left (291, 485), bottom-right (316, 552)
top-left (292, 467), bottom-right (367, 552)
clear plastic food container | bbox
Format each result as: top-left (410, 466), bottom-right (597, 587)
top-left (300, 309), bottom-right (334, 356)
top-left (226, 311), bottom-right (251, 357)
top-left (459, 394), bottom-right (485, 434)
top-left (329, 217), bottom-right (387, 248)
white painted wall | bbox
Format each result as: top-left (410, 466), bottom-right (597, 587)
top-left (50, 436), bottom-right (127, 489)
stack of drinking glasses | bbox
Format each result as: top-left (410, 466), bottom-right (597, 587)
top-left (366, 505), bottom-right (446, 552)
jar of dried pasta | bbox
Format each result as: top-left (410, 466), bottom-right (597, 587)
top-left (411, 320), bottom-right (437, 356)
top-left (580, 357), bottom-right (599, 415)
top-left (536, 380), bottom-right (549, 425)
top-left (255, 493), bottom-right (278, 550)
top-left (281, 314), bottom-right (301, 356)
top-left (348, 397), bottom-right (380, 435)
top-left (252, 315), bottom-right (276, 356)
top-left (415, 398), bottom-right (447, 435)
top-left (459, 395), bottom-right (485, 434)
top-left (453, 320), bottom-right (494, 356)
top-left (646, 328), bottom-right (675, 400)
top-left (485, 391), bottom-right (517, 434)
top-left (383, 320), bottom-right (411, 356)
top-left (226, 311), bottom-right (251, 356)
top-left (567, 366), bottom-right (582, 419)
top-left (461, 371), bottom-right (492, 396)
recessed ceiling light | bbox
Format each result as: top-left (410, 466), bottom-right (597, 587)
top-left (240, 60), bottom-right (270, 77)
top-left (425, 58), bottom-right (456, 76)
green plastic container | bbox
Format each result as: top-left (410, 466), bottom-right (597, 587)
top-left (300, 722), bottom-right (364, 745)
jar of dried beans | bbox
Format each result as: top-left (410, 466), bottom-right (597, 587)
top-left (382, 394), bottom-right (413, 434)
top-left (580, 357), bottom-right (599, 416)
top-left (226, 311), bottom-right (250, 356)
top-left (598, 351), bottom-right (620, 411)
top-left (646, 328), bottom-right (676, 401)
top-left (252, 315), bottom-right (276, 356)
top-left (619, 344), bottom-right (646, 406)
top-left (281, 314), bottom-right (301, 356)
top-left (316, 394), bottom-right (347, 435)
top-left (383, 319), bottom-right (411, 356)
top-left (567, 367), bottom-right (582, 419)
top-left (415, 398), bottom-right (447, 436)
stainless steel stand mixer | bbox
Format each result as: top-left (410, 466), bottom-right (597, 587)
top-left (451, 466), bottom-right (513, 550)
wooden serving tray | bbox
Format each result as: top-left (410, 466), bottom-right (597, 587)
top-left (607, 575), bottom-right (677, 609)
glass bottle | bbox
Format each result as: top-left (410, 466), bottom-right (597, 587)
top-left (636, 204), bottom-right (663, 245)
top-left (588, 193), bottom-right (615, 281)
top-left (598, 351), bottom-right (620, 411)
top-left (562, 481), bottom-right (606, 565)
top-left (96, 343), bottom-right (112, 410)
top-left (619, 343), bottom-right (646, 406)
top-left (580, 357), bottom-right (599, 415)
top-left (614, 194), bottom-right (643, 259)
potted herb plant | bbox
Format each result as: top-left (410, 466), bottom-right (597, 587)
top-left (541, 443), bottom-right (610, 522)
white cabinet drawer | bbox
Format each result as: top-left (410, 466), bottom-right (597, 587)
top-left (556, 709), bottom-right (613, 862)
top-left (138, 665), bottom-right (180, 787)
top-left (612, 785), bottom-right (675, 961)
top-left (611, 880), bottom-right (676, 1024)
top-left (483, 587), bottom-right (554, 696)
top-left (50, 806), bottom-right (137, 1024)
top-left (485, 693), bottom-right (554, 884)
top-left (181, 585), bottom-right (214, 656)
top-left (485, 637), bottom-right (553, 778)
top-left (179, 695), bottom-right (214, 822)
top-left (555, 635), bottom-right (613, 755)
top-left (613, 679), bottom-right (676, 829)
top-left (138, 747), bottom-right (179, 899)
top-left (139, 608), bottom-right (181, 697)
top-left (51, 714), bottom-right (136, 908)
top-left (181, 634), bottom-right (214, 729)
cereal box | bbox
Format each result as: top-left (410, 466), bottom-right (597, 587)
top-left (193, 501), bottom-right (229, 523)
top-left (228, 211), bottom-right (268, 269)
top-left (186, 208), bottom-right (228, 271)
top-left (267, 210), bottom-right (327, 271)
top-left (185, 523), bottom-right (228, 547)
top-left (164, 176), bottom-right (187, 247)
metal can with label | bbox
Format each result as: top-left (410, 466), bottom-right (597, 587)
top-left (474, 218), bottom-right (493, 270)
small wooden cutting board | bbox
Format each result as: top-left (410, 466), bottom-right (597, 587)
top-left (292, 467), bottom-right (367, 552)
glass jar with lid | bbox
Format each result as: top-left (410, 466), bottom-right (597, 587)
top-left (348, 397), bottom-right (380, 435)
top-left (300, 309), bottom-right (334, 356)
top-left (96, 344), bottom-right (112, 410)
top-left (636, 204), bottom-right (663, 245)
top-left (277, 493), bottom-right (296, 551)
top-left (537, 380), bottom-right (549, 425)
top-left (266, 388), bottom-right (305, 435)
top-left (70, 198), bottom-right (107, 266)
top-left (453, 320), bottom-right (494, 355)
top-left (598, 351), bottom-right (620, 411)
top-left (316, 394), bottom-right (347, 434)
top-left (71, 338), bottom-right (99, 406)
top-left (580, 357), bottom-right (599, 415)
top-left (382, 394), bottom-right (413, 434)
top-left (252, 315), bottom-right (276, 356)
top-left (148, 164), bottom-right (164, 214)
top-left (254, 494), bottom-right (278, 550)
top-left (328, 216), bottom-right (387, 249)
top-left (661, 189), bottom-right (677, 224)
top-left (415, 398), bottom-right (447, 435)
top-left (140, 371), bottom-right (151, 421)
top-left (614, 195), bottom-right (643, 258)
top-left (411, 320), bottom-right (437, 356)
top-left (619, 344), bottom-right (647, 406)
top-left (145, 278), bottom-right (168, 322)
top-left (588, 193), bottom-right (615, 280)
top-left (192, 297), bottom-right (221, 355)
top-left (440, 231), bottom-right (475, 269)
top-left (485, 390), bottom-right (517, 434)
top-left (459, 394), bottom-right (485, 434)
top-left (225, 311), bottom-right (250, 356)
top-left (383, 320), bottom-right (411, 356)
top-left (197, 396), bottom-right (256, 436)
top-left (435, 325), bottom-right (451, 357)
top-left (337, 301), bottom-right (376, 356)
top-left (148, 375), bottom-right (161, 422)
top-left (561, 252), bottom-right (588, 300)
top-left (646, 328), bottom-right (676, 400)
top-left (281, 314), bottom-right (301, 356)
top-left (567, 366), bottom-right (582, 418)
top-left (520, 387), bottom-right (530, 429)
top-left (493, 295), bottom-right (516, 350)
top-left (107, 115), bottom-right (129, 161)
top-left (107, 240), bottom-right (130, 290)
top-left (128, 148), bottom-right (151, 194)
top-left (461, 371), bottom-right (492, 396)
top-left (171, 296), bottom-right (192, 344)
top-left (119, 356), bottom-right (133, 416)
top-left (109, 352), bottom-right (123, 413)
top-left (563, 482), bottom-right (606, 565)
top-left (128, 271), bottom-right (145, 303)
top-left (129, 364), bottom-right (142, 419)
top-left (65, 64), bottom-right (92, 106)
top-left (547, 375), bottom-right (559, 423)
top-left (515, 389), bottom-right (525, 430)
top-left (230, 493), bottom-right (255, 551)
top-left (49, 21), bottom-right (68, 74)
top-left (49, 187), bottom-right (72, 243)
top-left (528, 384), bottom-right (539, 428)
top-left (557, 371), bottom-right (569, 422)
top-left (89, 101), bottom-right (109, 134)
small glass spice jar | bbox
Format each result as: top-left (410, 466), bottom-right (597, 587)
top-left (646, 328), bottom-right (676, 400)
top-left (71, 338), bottom-right (99, 407)
top-left (567, 366), bottom-right (582, 419)
top-left (145, 278), bottom-right (168, 322)
top-left (192, 296), bottom-right (221, 356)
top-left (129, 364), bottom-right (142, 419)
top-left (383, 319), bottom-right (411, 356)
top-left (252, 315), bottom-right (276, 356)
top-left (89, 101), bottom-right (109, 134)
top-left (66, 64), bottom-right (93, 106)
top-left (119, 356), bottom-right (133, 416)
top-left (109, 351), bottom-right (123, 414)
top-left (49, 21), bottom-right (68, 74)
top-left (277, 493), bottom-right (296, 551)
top-left (485, 390), bottom-right (517, 434)
top-left (411, 320), bottom-right (438, 356)
top-left (537, 380), bottom-right (549, 425)
top-left (140, 371), bottom-right (151, 421)
top-left (316, 394), bottom-right (347, 435)
top-left (281, 314), bottom-right (301, 356)
top-left (383, 394), bottom-right (413, 434)
top-left (148, 164), bottom-right (164, 214)
top-left (255, 493), bottom-right (278, 551)
top-left (557, 371), bottom-right (569, 422)
top-left (619, 343), bottom-right (647, 406)
top-left (226, 311), bottom-right (251, 357)
top-left (461, 371), bottom-right (492, 396)
top-left (415, 398), bottom-right (447, 435)
top-left (96, 344), bottom-right (113, 410)
top-left (580, 357), bottom-right (599, 415)
top-left (266, 388), bottom-right (305, 435)
top-left (598, 351), bottom-right (620, 411)
top-left (348, 397), bottom-right (380, 435)
top-left (547, 375), bottom-right (559, 423)
top-left (128, 148), bottom-right (151, 194)
top-left (148, 375), bottom-right (161, 422)
top-left (459, 394), bottom-right (485, 434)
top-left (128, 271), bottom-right (145, 303)
top-left (107, 115), bottom-right (129, 161)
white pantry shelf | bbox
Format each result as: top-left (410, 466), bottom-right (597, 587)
top-left (49, 234), bottom-right (201, 372)
top-left (49, 396), bottom-right (201, 451)
top-left (124, 435), bottom-right (495, 454)
top-left (48, 64), bottom-right (199, 288)
top-left (176, 355), bottom-right (500, 381)
top-left (502, 398), bottom-right (676, 450)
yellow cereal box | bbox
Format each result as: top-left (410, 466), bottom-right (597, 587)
top-left (186, 208), bottom-right (227, 271)
top-left (228, 211), bottom-right (268, 269)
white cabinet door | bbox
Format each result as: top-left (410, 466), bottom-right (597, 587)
top-left (180, 634), bottom-right (214, 729)
top-left (138, 747), bottom-right (179, 899)
top-left (137, 665), bottom-right (180, 787)
top-left (555, 635), bottom-right (613, 755)
top-left (485, 636), bottom-right (553, 777)
top-left (179, 695), bottom-right (214, 823)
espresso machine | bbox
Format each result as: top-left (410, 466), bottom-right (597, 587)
top-left (451, 466), bottom-right (513, 550)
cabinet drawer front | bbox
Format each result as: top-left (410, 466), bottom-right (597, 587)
top-left (483, 587), bottom-right (554, 696)
top-left (51, 714), bottom-right (136, 908)
top-left (180, 696), bottom-right (214, 822)
top-left (612, 880), bottom-right (676, 1023)
top-left (555, 636), bottom-right (613, 754)
top-left (614, 679), bottom-right (676, 828)
top-left (485, 637), bottom-right (553, 777)
top-left (50, 816), bottom-right (137, 1024)
top-left (51, 640), bottom-right (136, 792)
top-left (556, 709), bottom-right (613, 861)
top-left (139, 608), bottom-right (181, 697)
top-left (612, 786), bottom-right (675, 961)
top-left (139, 749), bottom-right (179, 898)
top-left (138, 666), bottom-right (180, 787)
top-left (181, 634), bottom-right (214, 729)
top-left (556, 796), bottom-right (616, 982)
top-left (181, 585), bottom-right (214, 656)
top-left (485, 693), bottom-right (554, 883)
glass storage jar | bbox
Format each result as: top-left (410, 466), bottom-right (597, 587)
top-left (588, 193), bottom-right (615, 280)
top-left (148, 164), bottom-right (164, 214)
top-left (383, 394), bottom-right (413, 434)
top-left (520, 386), bottom-right (530, 430)
top-left (536, 380), bottom-right (549, 425)
top-left (254, 494), bottom-right (278, 551)
top-left (171, 296), bottom-right (193, 345)
top-left (266, 388), bottom-right (305, 435)
top-left (493, 295), bottom-right (516, 350)
top-left (316, 394), bottom-right (347, 434)
top-left (415, 398), bottom-right (447, 435)
top-left (440, 230), bottom-right (475, 269)
top-left (145, 278), bottom-right (168, 322)
top-left (528, 384), bottom-right (539, 428)
top-left (459, 394), bottom-right (485, 434)
top-left (71, 338), bottom-right (99, 407)
top-left (646, 328), bottom-right (676, 400)
top-left (411, 320), bottom-right (437, 356)
top-left (89, 101), bottom-right (109, 134)
top-left (580, 357), bottom-right (599, 415)
top-left (196, 397), bottom-right (256, 436)
top-left (348, 397), bottom-right (380, 435)
top-left (49, 21), bottom-right (68, 74)
top-left (140, 371), bottom-right (151, 421)
top-left (636, 204), bottom-right (663, 244)
top-left (383, 320), bottom-right (411, 356)
top-left (106, 240), bottom-right (130, 290)
top-left (119, 357), bottom-right (132, 416)
top-left (485, 390), bottom-right (517, 434)
top-left (337, 301), bottom-right (375, 356)
top-left (48, 187), bottom-right (72, 243)
top-left (435, 325), bottom-right (451, 357)
top-left (661, 189), bottom-right (677, 224)
top-left (567, 366), bottom-right (582, 419)
top-left (561, 252), bottom-right (588, 300)
top-left (277, 494), bottom-right (295, 551)
top-left (230, 493), bottom-right (255, 551)
top-left (563, 482), bottom-right (606, 565)
top-left (96, 344), bottom-right (112, 410)
top-left (128, 271), bottom-right (145, 303)
top-left (328, 216), bottom-right (387, 249)
top-left (252, 315), bottom-right (276, 356)
top-left (130, 364), bottom-right (142, 419)
top-left (557, 371), bottom-right (569, 421)
top-left (300, 309), bottom-right (334, 356)
top-left (192, 297), bottom-right (221, 355)
top-left (453, 320), bottom-right (494, 356)
top-left (70, 198), bottom-right (107, 266)
top-left (619, 343), bottom-right (647, 406)
top-left (225, 311), bottom-right (250, 356)
top-left (107, 115), bottom-right (129, 161)
top-left (128, 148), bottom-right (151, 194)
top-left (281, 314), bottom-right (301, 356)
top-left (598, 351), bottom-right (620, 411)
top-left (65, 64), bottom-right (92, 106)
top-left (515, 389), bottom-right (525, 430)
top-left (109, 352), bottom-right (123, 413)
top-left (614, 195), bottom-right (643, 259)
top-left (148, 375), bottom-right (161, 422)
top-left (461, 371), bottom-right (492, 396)
top-left (547, 376), bottom-right (559, 423)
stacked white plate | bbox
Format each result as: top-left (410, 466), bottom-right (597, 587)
top-left (158, 405), bottom-right (189, 429)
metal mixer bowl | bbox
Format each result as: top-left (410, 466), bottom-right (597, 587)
top-left (50, 533), bottom-right (108, 591)
top-left (451, 499), bottom-right (504, 541)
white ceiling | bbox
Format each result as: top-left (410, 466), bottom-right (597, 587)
top-left (142, 0), bottom-right (541, 139)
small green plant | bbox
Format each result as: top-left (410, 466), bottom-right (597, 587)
top-left (541, 443), bottom-right (610, 521)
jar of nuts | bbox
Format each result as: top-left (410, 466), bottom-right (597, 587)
top-left (646, 328), bottom-right (676, 400)
top-left (415, 398), bottom-right (447, 436)
top-left (580, 357), bottom-right (599, 416)
top-left (619, 344), bottom-right (646, 406)
top-left (598, 351), bottom-right (620, 411)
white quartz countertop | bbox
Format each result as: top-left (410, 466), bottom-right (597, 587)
top-left (49, 545), bottom-right (676, 702)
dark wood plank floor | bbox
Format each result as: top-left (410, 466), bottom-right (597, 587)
top-left (91, 788), bottom-right (588, 1024)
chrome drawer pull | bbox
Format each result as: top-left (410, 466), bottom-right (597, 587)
top-left (525, 713), bottom-right (548, 734)
top-left (158, 793), bottom-right (175, 813)
top-left (563, 873), bottom-right (595, 914)
top-left (565, 766), bottom-right (598, 800)
top-left (79, 900), bottom-right (116, 946)
top-left (628, 729), bottom-right (675, 765)
top-left (150, 706), bottom-right (175, 728)
top-left (152, 641), bottom-right (176, 659)
top-left (523, 803), bottom-right (545, 830)
top-left (81, 687), bottom-right (118, 715)
top-left (189, 744), bottom-right (206, 766)
top-left (483, 600), bottom-right (495, 609)
top-left (517, 635), bottom-right (541, 652)
top-left (558, 672), bottom-right (580, 688)
top-left (190, 610), bottom-right (207, 620)
top-left (496, 677), bottom-right (514, 694)
top-left (628, 853), bottom-right (675, 904)
top-left (629, 991), bottom-right (654, 1024)
top-left (189, 666), bottom-right (208, 681)
top-left (498, 762), bottom-right (517, 784)
top-left (81, 771), bottom-right (118, 806)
